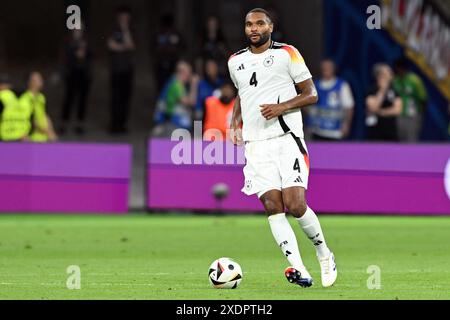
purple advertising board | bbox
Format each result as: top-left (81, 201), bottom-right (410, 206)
top-left (148, 139), bottom-right (450, 215)
top-left (0, 142), bottom-right (132, 214)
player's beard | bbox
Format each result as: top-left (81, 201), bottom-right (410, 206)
top-left (247, 32), bottom-right (271, 48)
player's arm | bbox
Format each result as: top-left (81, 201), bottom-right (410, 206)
top-left (230, 95), bottom-right (243, 145)
top-left (260, 79), bottom-right (318, 121)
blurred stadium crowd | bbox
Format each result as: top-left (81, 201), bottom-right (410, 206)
top-left (0, 5), bottom-right (442, 143)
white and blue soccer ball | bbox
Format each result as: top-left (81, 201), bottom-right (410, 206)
top-left (208, 257), bottom-right (243, 289)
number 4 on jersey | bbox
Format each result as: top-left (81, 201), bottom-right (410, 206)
top-left (250, 72), bottom-right (258, 87)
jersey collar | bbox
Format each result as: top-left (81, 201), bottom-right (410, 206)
top-left (249, 40), bottom-right (274, 55)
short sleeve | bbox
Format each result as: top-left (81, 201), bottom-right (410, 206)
top-left (340, 82), bottom-right (355, 109)
top-left (284, 45), bottom-right (312, 84)
top-left (228, 62), bottom-right (239, 90)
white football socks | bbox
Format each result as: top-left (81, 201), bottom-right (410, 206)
top-left (296, 207), bottom-right (331, 259)
top-left (268, 213), bottom-right (305, 271)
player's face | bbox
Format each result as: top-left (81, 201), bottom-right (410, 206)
top-left (245, 12), bottom-right (273, 47)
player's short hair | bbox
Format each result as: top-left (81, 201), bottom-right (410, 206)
top-left (246, 8), bottom-right (272, 23)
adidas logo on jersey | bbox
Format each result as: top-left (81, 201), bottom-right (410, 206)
top-left (294, 176), bottom-right (303, 183)
top-left (237, 64), bottom-right (245, 71)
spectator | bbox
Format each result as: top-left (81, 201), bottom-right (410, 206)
top-left (393, 58), bottom-right (427, 142)
top-left (198, 16), bottom-right (229, 75)
top-left (0, 73), bottom-right (30, 141)
top-left (20, 72), bottom-right (57, 142)
top-left (203, 81), bottom-right (236, 141)
top-left (60, 25), bottom-right (92, 135)
top-left (195, 59), bottom-right (224, 121)
top-left (365, 63), bottom-right (402, 141)
top-left (307, 59), bottom-right (354, 141)
top-left (154, 14), bottom-right (184, 93)
top-left (152, 61), bottom-right (199, 137)
top-left (108, 6), bottom-right (136, 134)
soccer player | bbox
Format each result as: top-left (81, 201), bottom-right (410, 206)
top-left (228, 8), bottom-right (337, 288)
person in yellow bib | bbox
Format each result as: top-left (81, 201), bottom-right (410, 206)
top-left (0, 73), bottom-right (31, 142)
top-left (19, 72), bottom-right (58, 142)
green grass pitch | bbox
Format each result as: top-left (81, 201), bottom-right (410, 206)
top-left (0, 214), bottom-right (449, 300)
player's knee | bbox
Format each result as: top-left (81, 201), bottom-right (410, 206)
top-left (261, 198), bottom-right (284, 216)
top-left (286, 200), bottom-right (307, 218)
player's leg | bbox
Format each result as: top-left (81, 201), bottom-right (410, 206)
top-left (280, 133), bottom-right (337, 287)
top-left (261, 190), bottom-right (305, 270)
top-left (260, 190), bottom-right (313, 287)
top-left (242, 138), bottom-right (312, 287)
top-left (283, 187), bottom-right (337, 287)
top-left (282, 187), bottom-right (330, 257)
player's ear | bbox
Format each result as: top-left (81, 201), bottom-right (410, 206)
top-left (269, 22), bottom-right (274, 33)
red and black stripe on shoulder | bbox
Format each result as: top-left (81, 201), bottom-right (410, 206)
top-left (272, 42), bottom-right (303, 63)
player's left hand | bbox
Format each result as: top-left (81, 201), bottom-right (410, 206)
top-left (260, 103), bottom-right (288, 120)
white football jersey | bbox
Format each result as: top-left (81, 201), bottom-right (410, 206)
top-left (228, 41), bottom-right (312, 142)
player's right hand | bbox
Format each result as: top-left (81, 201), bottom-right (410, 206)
top-left (230, 127), bottom-right (244, 146)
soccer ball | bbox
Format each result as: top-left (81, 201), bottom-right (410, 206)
top-left (208, 257), bottom-right (243, 289)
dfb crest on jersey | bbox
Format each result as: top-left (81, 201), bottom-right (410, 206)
top-left (263, 55), bottom-right (274, 67)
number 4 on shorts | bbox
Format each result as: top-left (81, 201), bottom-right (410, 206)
top-left (293, 159), bottom-right (301, 173)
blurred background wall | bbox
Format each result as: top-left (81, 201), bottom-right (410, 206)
top-left (0, 0), bottom-right (323, 134)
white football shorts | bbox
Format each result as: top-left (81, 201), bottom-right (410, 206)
top-left (241, 133), bottom-right (311, 198)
